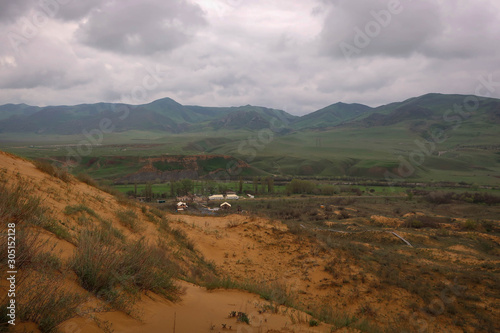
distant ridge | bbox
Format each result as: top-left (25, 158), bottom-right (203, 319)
top-left (292, 102), bottom-right (372, 129)
top-left (0, 93), bottom-right (499, 135)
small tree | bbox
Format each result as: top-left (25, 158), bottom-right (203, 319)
top-left (238, 177), bottom-right (243, 194)
top-left (169, 180), bottom-right (176, 197)
top-left (144, 182), bottom-right (153, 201)
top-left (180, 179), bottom-right (194, 196)
top-left (206, 181), bottom-right (217, 195)
top-left (267, 177), bottom-right (274, 193)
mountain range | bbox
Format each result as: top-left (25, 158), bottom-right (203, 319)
top-left (0, 93), bottom-right (499, 135)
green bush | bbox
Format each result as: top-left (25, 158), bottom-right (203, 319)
top-left (309, 319), bottom-right (319, 327)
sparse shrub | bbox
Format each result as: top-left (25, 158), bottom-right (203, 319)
top-left (425, 191), bottom-right (500, 205)
top-left (115, 209), bottom-right (141, 232)
top-left (462, 219), bottom-right (478, 231)
top-left (150, 207), bottom-right (164, 218)
top-left (426, 191), bottom-right (453, 205)
top-left (120, 238), bottom-right (179, 298)
top-left (76, 173), bottom-right (98, 187)
top-left (99, 184), bottom-right (135, 206)
top-left (309, 319), bottom-right (319, 327)
top-left (480, 220), bottom-right (496, 232)
top-left (64, 204), bottom-right (98, 218)
top-left (158, 218), bottom-right (171, 233)
top-left (71, 230), bottom-right (180, 312)
top-left (71, 230), bottom-right (122, 295)
top-left (237, 312), bottom-right (250, 324)
top-left (4, 228), bottom-right (45, 270)
top-left (99, 219), bottom-right (125, 244)
top-left (469, 192), bottom-right (500, 205)
top-left (170, 228), bottom-right (195, 251)
top-left (42, 219), bottom-right (73, 242)
top-left (403, 216), bottom-right (445, 229)
top-left (16, 272), bottom-right (83, 333)
top-left (33, 251), bottom-right (62, 271)
top-left (33, 160), bottom-right (71, 183)
top-left (0, 181), bottom-right (46, 225)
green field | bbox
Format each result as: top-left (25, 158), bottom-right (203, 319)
top-left (2, 124), bottom-right (499, 186)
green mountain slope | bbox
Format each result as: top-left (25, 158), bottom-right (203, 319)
top-left (0, 99), bottom-right (297, 134)
top-left (0, 103), bottom-right (41, 121)
top-left (292, 102), bottom-right (372, 129)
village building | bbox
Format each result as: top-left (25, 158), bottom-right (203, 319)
top-left (220, 202), bottom-right (231, 210)
top-left (176, 195), bottom-right (192, 202)
top-left (177, 202), bottom-right (188, 211)
top-left (208, 194), bottom-right (224, 200)
top-left (226, 194), bottom-right (239, 200)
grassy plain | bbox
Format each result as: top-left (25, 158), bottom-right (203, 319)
top-left (1, 120), bottom-right (499, 186)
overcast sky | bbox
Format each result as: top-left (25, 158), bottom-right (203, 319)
top-left (0, 0), bottom-right (499, 115)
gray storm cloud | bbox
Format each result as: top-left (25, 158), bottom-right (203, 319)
top-left (0, 0), bottom-right (498, 114)
top-left (76, 0), bottom-right (207, 55)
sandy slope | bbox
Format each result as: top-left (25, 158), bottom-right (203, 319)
top-left (0, 151), bottom-right (331, 333)
top-left (61, 281), bottom-right (329, 333)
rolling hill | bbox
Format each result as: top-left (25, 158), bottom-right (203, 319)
top-left (0, 98), bottom-right (296, 134)
top-left (292, 102), bottom-right (372, 129)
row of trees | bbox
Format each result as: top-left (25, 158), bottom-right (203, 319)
top-left (251, 176), bottom-right (274, 194)
top-left (131, 177), bottom-right (367, 199)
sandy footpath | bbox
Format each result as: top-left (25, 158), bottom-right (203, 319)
top-left (59, 281), bottom-right (329, 333)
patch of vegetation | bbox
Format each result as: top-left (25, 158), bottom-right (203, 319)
top-left (237, 312), bottom-right (250, 324)
top-left (205, 277), bottom-right (294, 309)
top-left (71, 230), bottom-right (180, 313)
top-left (0, 183), bottom-right (83, 332)
top-left (16, 272), bottom-right (83, 333)
top-left (153, 161), bottom-right (184, 171)
top-left (149, 207), bottom-right (164, 218)
top-left (99, 219), bottom-right (126, 244)
top-left (402, 215), bottom-right (450, 229)
top-left (197, 156), bottom-right (230, 172)
top-left (426, 191), bottom-right (500, 205)
top-left (76, 172), bottom-right (98, 187)
top-left (42, 218), bottom-right (73, 243)
top-left (170, 228), bottom-right (195, 251)
top-left (33, 159), bottom-right (71, 183)
top-left (64, 204), bottom-right (98, 218)
top-left (115, 209), bottom-right (141, 232)
top-left (309, 319), bottom-right (319, 327)
top-left (0, 180), bottom-right (46, 226)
